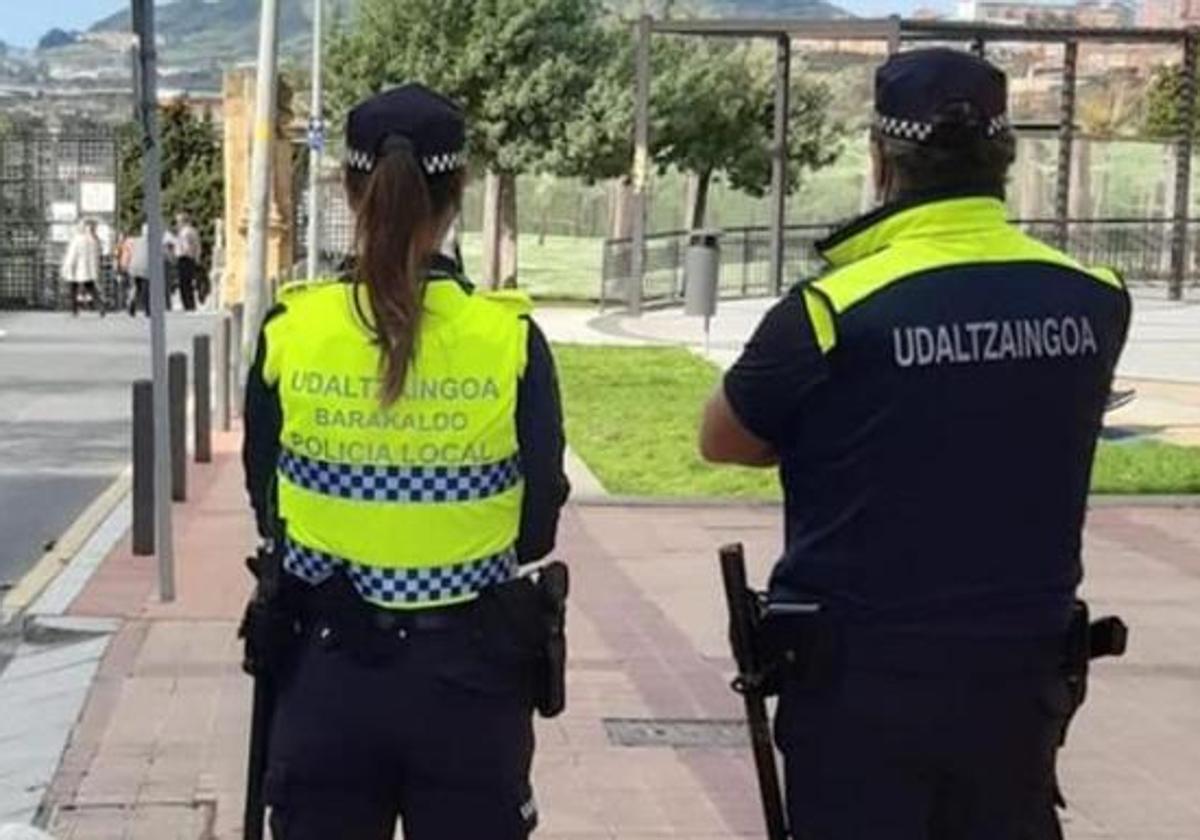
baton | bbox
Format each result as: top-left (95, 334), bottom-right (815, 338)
top-left (719, 543), bottom-right (789, 840)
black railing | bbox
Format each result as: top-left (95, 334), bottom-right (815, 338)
top-left (0, 127), bottom-right (120, 310)
top-left (601, 218), bottom-right (1200, 306)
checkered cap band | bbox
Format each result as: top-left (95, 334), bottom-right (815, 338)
top-left (986, 114), bottom-right (1011, 137)
top-left (283, 539), bottom-right (518, 605)
top-left (344, 146), bottom-right (466, 176)
top-left (279, 450), bottom-right (522, 503)
top-left (345, 148), bottom-right (375, 172)
top-left (874, 113), bottom-right (934, 143)
top-left (875, 112), bottom-right (1010, 143)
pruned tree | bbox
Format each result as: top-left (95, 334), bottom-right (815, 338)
top-left (1145, 64), bottom-right (1199, 140)
top-left (652, 39), bottom-right (844, 229)
top-left (117, 100), bottom-right (223, 259)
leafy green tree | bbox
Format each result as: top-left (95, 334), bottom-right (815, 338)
top-left (118, 100), bottom-right (223, 260)
top-left (327, 0), bottom-right (614, 286)
top-left (653, 39), bottom-right (843, 229)
top-left (1145, 65), bottom-right (1199, 140)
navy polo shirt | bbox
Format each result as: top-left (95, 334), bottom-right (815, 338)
top-left (724, 194), bottom-right (1131, 636)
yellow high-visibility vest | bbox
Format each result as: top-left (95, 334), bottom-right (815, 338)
top-left (261, 275), bottom-right (531, 609)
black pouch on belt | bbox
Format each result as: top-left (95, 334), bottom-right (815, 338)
top-left (754, 602), bottom-right (833, 696)
top-left (475, 562), bottom-right (570, 718)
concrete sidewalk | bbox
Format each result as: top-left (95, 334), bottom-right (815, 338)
top-left (19, 431), bottom-right (1200, 839)
top-left (538, 288), bottom-right (1200, 445)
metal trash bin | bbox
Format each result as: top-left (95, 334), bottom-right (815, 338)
top-left (684, 230), bottom-right (720, 352)
top-left (685, 230), bottom-right (720, 318)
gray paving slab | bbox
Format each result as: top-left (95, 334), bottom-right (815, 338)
top-left (0, 693), bottom-right (92, 744)
top-left (2, 638), bottom-right (110, 682)
top-left (0, 634), bottom-right (111, 826)
top-left (0, 790), bottom-right (43, 826)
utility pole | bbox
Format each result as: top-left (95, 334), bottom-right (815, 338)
top-left (243, 0), bottom-right (281, 381)
top-left (130, 0), bottom-right (175, 602)
top-left (306, 0), bottom-right (325, 280)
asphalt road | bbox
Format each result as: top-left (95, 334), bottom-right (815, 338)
top-left (0, 310), bottom-right (220, 591)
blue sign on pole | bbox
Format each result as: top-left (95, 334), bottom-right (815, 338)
top-left (307, 117), bottom-right (326, 153)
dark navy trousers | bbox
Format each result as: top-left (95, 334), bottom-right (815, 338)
top-left (775, 662), bottom-right (1071, 840)
top-left (265, 615), bottom-right (538, 840)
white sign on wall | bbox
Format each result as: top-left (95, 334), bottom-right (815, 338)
top-left (50, 201), bottom-right (78, 224)
top-left (80, 181), bottom-right (117, 214)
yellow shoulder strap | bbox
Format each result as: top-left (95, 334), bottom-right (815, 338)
top-left (478, 289), bottom-right (534, 318)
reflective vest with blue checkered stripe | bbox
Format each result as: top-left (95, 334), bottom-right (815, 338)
top-left (261, 275), bottom-right (530, 610)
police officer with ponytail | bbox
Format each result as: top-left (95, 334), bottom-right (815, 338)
top-left (242, 84), bottom-right (569, 840)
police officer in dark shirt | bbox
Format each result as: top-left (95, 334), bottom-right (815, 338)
top-left (700, 49), bottom-right (1130, 838)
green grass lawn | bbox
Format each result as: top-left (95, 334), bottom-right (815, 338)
top-left (554, 344), bottom-right (1200, 498)
top-left (460, 233), bottom-right (604, 302)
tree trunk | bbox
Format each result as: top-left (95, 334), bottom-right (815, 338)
top-left (609, 177), bottom-right (635, 240)
top-left (1070, 138), bottom-right (1093, 220)
top-left (482, 171), bottom-right (502, 287)
top-left (1017, 137), bottom-right (1039, 220)
top-left (689, 169), bottom-right (712, 231)
top-left (499, 172), bottom-right (518, 289)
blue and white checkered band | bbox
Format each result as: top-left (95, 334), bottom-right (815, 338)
top-left (985, 114), bottom-right (1011, 137)
top-left (875, 113), bottom-right (934, 143)
top-left (279, 450), bottom-right (522, 503)
top-left (345, 146), bottom-right (467, 176)
top-left (283, 539), bottom-right (518, 605)
top-left (875, 112), bottom-right (1011, 142)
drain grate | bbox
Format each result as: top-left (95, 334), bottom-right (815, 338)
top-left (603, 717), bottom-right (749, 748)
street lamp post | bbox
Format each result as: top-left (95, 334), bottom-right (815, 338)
top-left (130, 0), bottom-right (175, 601)
top-left (243, 0), bottom-right (282, 380)
top-left (307, 0), bottom-right (325, 280)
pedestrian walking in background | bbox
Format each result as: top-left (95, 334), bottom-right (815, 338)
top-left (127, 223), bottom-right (174, 317)
top-left (61, 220), bottom-right (106, 317)
top-left (127, 225), bottom-right (150, 317)
top-left (174, 212), bottom-right (203, 310)
top-left (115, 231), bottom-right (135, 312)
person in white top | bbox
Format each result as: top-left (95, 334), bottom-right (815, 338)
top-left (60, 220), bottom-right (106, 317)
top-left (174, 212), bottom-right (203, 311)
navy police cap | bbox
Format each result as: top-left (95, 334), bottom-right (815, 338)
top-left (874, 48), bottom-right (1010, 146)
top-left (345, 83), bottom-right (467, 177)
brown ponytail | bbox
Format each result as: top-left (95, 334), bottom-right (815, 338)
top-left (344, 136), bottom-right (465, 406)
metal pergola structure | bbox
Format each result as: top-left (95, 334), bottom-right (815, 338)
top-left (627, 16), bottom-right (1199, 312)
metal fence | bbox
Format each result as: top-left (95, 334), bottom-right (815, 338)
top-left (0, 127), bottom-right (121, 310)
top-left (600, 218), bottom-right (1200, 307)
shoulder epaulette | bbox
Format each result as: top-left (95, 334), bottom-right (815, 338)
top-left (277, 276), bottom-right (340, 300)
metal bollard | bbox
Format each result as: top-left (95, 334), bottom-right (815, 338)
top-left (169, 352), bottom-right (187, 502)
top-left (194, 334), bottom-right (212, 463)
top-left (132, 380), bottom-right (155, 556)
top-left (219, 314), bottom-right (232, 432)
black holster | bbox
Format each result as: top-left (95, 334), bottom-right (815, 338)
top-left (239, 538), bottom-right (301, 680)
top-left (476, 562), bottom-right (570, 718)
top-left (1062, 600), bottom-right (1128, 743)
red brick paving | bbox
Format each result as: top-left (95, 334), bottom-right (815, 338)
top-left (38, 430), bottom-right (1200, 839)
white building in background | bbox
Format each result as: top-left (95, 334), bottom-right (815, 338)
top-left (956, 0), bottom-right (1136, 26)
top-left (1140, 0), bottom-right (1200, 26)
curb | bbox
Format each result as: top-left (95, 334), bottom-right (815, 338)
top-left (1, 469), bottom-right (133, 623)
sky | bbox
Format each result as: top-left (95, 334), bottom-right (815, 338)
top-left (0, 0), bottom-right (951, 50)
top-left (0, 1), bottom-right (127, 48)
